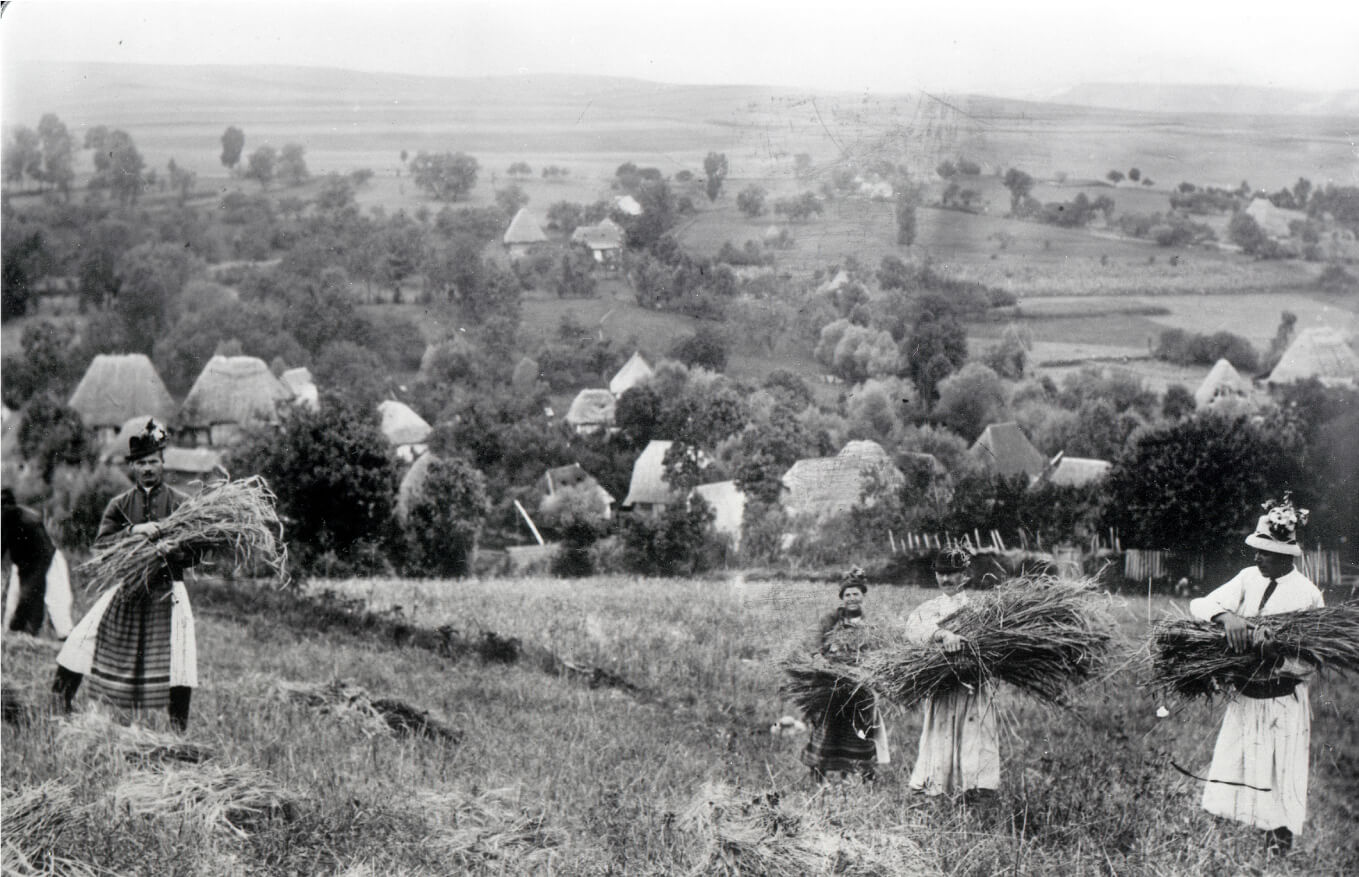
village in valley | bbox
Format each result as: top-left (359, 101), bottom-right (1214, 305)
top-left (2, 4), bottom-right (1359, 875)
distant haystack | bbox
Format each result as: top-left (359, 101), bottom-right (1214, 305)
top-left (1267, 327), bottom-right (1359, 388)
top-left (971, 422), bottom-right (1046, 481)
top-left (780, 440), bottom-right (904, 521)
top-left (502, 208), bottom-right (547, 258)
top-left (692, 480), bottom-right (746, 550)
top-left (378, 400), bottom-right (432, 463)
top-left (1194, 358), bottom-right (1254, 409)
top-left (612, 195), bottom-right (642, 216)
top-left (281, 367), bottom-right (319, 411)
top-left (68, 354), bottom-right (175, 440)
top-left (180, 355), bottom-right (293, 446)
top-left (565, 389), bottom-right (616, 435)
top-left (609, 352), bottom-right (654, 396)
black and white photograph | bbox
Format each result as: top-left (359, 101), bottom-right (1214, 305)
top-left (2, 0), bottom-right (1357, 872)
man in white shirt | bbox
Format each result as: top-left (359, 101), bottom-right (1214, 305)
top-left (1187, 496), bottom-right (1322, 856)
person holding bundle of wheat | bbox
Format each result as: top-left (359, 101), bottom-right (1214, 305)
top-left (1187, 495), bottom-right (1322, 856)
top-left (800, 566), bottom-right (889, 783)
top-left (903, 547), bottom-right (1001, 813)
top-left (52, 421), bottom-right (201, 731)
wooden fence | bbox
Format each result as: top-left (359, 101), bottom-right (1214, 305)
top-left (1125, 547), bottom-right (1348, 589)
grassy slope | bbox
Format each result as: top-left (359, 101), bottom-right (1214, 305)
top-left (5, 575), bottom-right (1356, 875)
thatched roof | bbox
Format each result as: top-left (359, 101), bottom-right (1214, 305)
top-left (1267, 327), bottom-right (1359, 387)
top-left (1194, 358), bottom-right (1253, 408)
top-left (780, 440), bottom-right (904, 520)
top-left (179, 355), bottom-right (293, 427)
top-left (623, 440), bottom-right (677, 507)
top-left (571, 219), bottom-right (625, 251)
top-left (540, 463), bottom-right (615, 516)
top-left (565, 389), bottom-right (616, 429)
top-left (692, 480), bottom-right (746, 548)
top-left (1245, 197), bottom-right (1306, 238)
top-left (68, 354), bottom-right (175, 428)
top-left (609, 352), bottom-right (654, 396)
top-left (503, 208), bottom-right (547, 245)
top-left (396, 452), bottom-right (436, 520)
top-left (971, 422), bottom-right (1046, 480)
top-left (378, 400), bottom-right (432, 446)
top-left (1046, 455), bottom-right (1111, 487)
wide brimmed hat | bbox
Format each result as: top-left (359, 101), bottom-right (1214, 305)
top-left (933, 546), bottom-right (973, 573)
top-left (1244, 494), bottom-right (1307, 557)
top-left (126, 419), bottom-right (169, 462)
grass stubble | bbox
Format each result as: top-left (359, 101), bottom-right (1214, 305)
top-left (2, 574), bottom-right (1356, 874)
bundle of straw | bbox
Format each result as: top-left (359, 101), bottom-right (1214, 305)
top-left (412, 787), bottom-right (565, 870)
top-left (1, 782), bottom-right (103, 877)
top-left (278, 679), bottom-right (463, 743)
top-left (864, 575), bottom-right (1115, 709)
top-left (780, 622), bottom-right (886, 724)
top-left (55, 709), bottom-right (215, 766)
top-left (1151, 602), bottom-right (1359, 702)
top-left (675, 781), bottom-right (938, 877)
top-left (112, 763), bottom-right (298, 838)
top-left (80, 476), bottom-right (287, 597)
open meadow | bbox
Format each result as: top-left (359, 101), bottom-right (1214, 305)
top-left (4, 574), bottom-right (1357, 875)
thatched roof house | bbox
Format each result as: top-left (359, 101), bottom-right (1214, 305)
top-left (281, 367), bottom-right (319, 411)
top-left (68, 354), bottom-right (175, 437)
top-left (692, 480), bottom-right (746, 550)
top-left (179, 355), bottom-right (293, 446)
top-left (396, 452), bottom-right (437, 521)
top-left (780, 440), bottom-right (904, 521)
top-left (609, 352), bottom-right (654, 397)
top-left (571, 218), bottom-right (625, 266)
top-left (503, 208), bottom-right (547, 258)
top-left (1267, 327), bottom-right (1359, 388)
top-left (622, 440), bottom-right (678, 512)
top-left (971, 422), bottom-right (1046, 481)
top-left (539, 463), bottom-right (615, 520)
top-left (1194, 358), bottom-right (1254, 409)
top-left (378, 399), bottom-right (432, 462)
top-left (1043, 453), bottom-right (1111, 487)
top-left (1245, 197), bottom-right (1306, 238)
top-left (565, 389), bottom-right (616, 434)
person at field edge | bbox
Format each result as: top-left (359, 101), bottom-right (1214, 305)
top-left (2, 488), bottom-right (74, 638)
top-left (801, 566), bottom-right (889, 783)
top-left (52, 420), bottom-right (200, 731)
top-left (903, 547), bottom-right (1001, 812)
top-left (1188, 495), bottom-right (1322, 856)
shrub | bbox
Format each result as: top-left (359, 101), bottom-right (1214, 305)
top-left (619, 497), bottom-right (721, 576)
top-left (402, 456), bottom-right (490, 578)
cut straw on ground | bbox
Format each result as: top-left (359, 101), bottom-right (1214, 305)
top-left (1150, 602), bottom-right (1359, 702)
top-left (277, 679), bottom-right (463, 743)
top-left (55, 709), bottom-right (216, 766)
top-left (675, 780), bottom-right (939, 877)
top-left (79, 476), bottom-right (287, 597)
top-left (111, 763), bottom-right (299, 839)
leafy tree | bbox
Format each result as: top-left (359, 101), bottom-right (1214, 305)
top-left (229, 395), bottom-right (400, 576)
top-left (904, 298), bottom-right (968, 401)
top-left (277, 143), bottom-right (310, 187)
top-left (1, 224), bottom-right (49, 322)
top-left (1002, 168), bottom-right (1034, 214)
top-left (400, 455), bottom-right (490, 577)
top-left (1107, 170), bottom-right (1124, 184)
top-left (983, 324), bottom-right (1030, 380)
top-left (553, 249), bottom-right (597, 299)
top-left (244, 145), bottom-right (277, 189)
top-left (545, 200), bottom-right (584, 234)
top-left (18, 393), bottom-right (95, 482)
top-left (167, 158), bottom-right (197, 205)
top-left (814, 319), bottom-right (899, 383)
top-left (619, 495), bottom-right (720, 576)
top-left (3, 126), bottom-right (42, 186)
top-left (774, 191), bottom-right (823, 222)
top-left (279, 266), bottom-right (365, 356)
top-left (1292, 177), bottom-right (1312, 210)
top-left (315, 173), bottom-right (356, 212)
top-left (3, 320), bottom-right (82, 406)
top-left (1162, 384), bottom-right (1195, 420)
top-left (731, 412), bottom-right (816, 503)
top-left (703, 152), bottom-right (729, 201)
top-left (1128, 168), bottom-right (1141, 182)
top-left (495, 184), bottom-right (529, 217)
top-left (94, 130), bottom-right (146, 206)
top-left (36, 114), bottom-right (75, 197)
top-left (669, 326), bottom-right (728, 371)
top-left (736, 185), bottom-right (767, 218)
top-left (1101, 413), bottom-right (1299, 553)
top-left (895, 185), bottom-right (920, 246)
top-left (153, 299), bottom-right (306, 395)
top-left (220, 126), bottom-right (245, 171)
top-left (933, 363), bottom-right (1008, 441)
top-left (507, 161), bottom-right (532, 178)
top-left (409, 151), bottom-right (480, 201)
top-left (114, 242), bottom-right (201, 353)
top-left (936, 159), bottom-right (957, 179)
top-left (1228, 211), bottom-right (1275, 257)
top-left (614, 385), bottom-right (662, 450)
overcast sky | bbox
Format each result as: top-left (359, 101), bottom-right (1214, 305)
top-left (2, 0), bottom-right (1357, 98)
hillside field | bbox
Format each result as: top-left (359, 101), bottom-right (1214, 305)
top-left (4, 574), bottom-right (1357, 874)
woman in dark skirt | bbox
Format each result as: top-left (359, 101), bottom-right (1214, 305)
top-left (801, 567), bottom-right (889, 782)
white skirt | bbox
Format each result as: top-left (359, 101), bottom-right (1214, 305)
top-left (56, 581), bottom-right (198, 688)
top-left (1202, 687), bottom-right (1310, 834)
top-left (909, 683), bottom-right (1000, 795)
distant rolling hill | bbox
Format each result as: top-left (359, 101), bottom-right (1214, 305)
top-left (1051, 82), bottom-right (1359, 118)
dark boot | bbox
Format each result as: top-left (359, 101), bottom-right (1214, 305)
top-left (1265, 827), bottom-right (1292, 856)
top-left (51, 666), bottom-right (82, 714)
top-left (168, 686), bottom-right (192, 732)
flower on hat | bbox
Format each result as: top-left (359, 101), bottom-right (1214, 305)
top-left (1262, 493), bottom-right (1308, 541)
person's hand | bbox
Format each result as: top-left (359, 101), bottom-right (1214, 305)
top-left (1217, 611), bottom-right (1251, 653)
top-left (130, 522), bottom-right (162, 539)
top-left (939, 630), bottom-right (965, 653)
